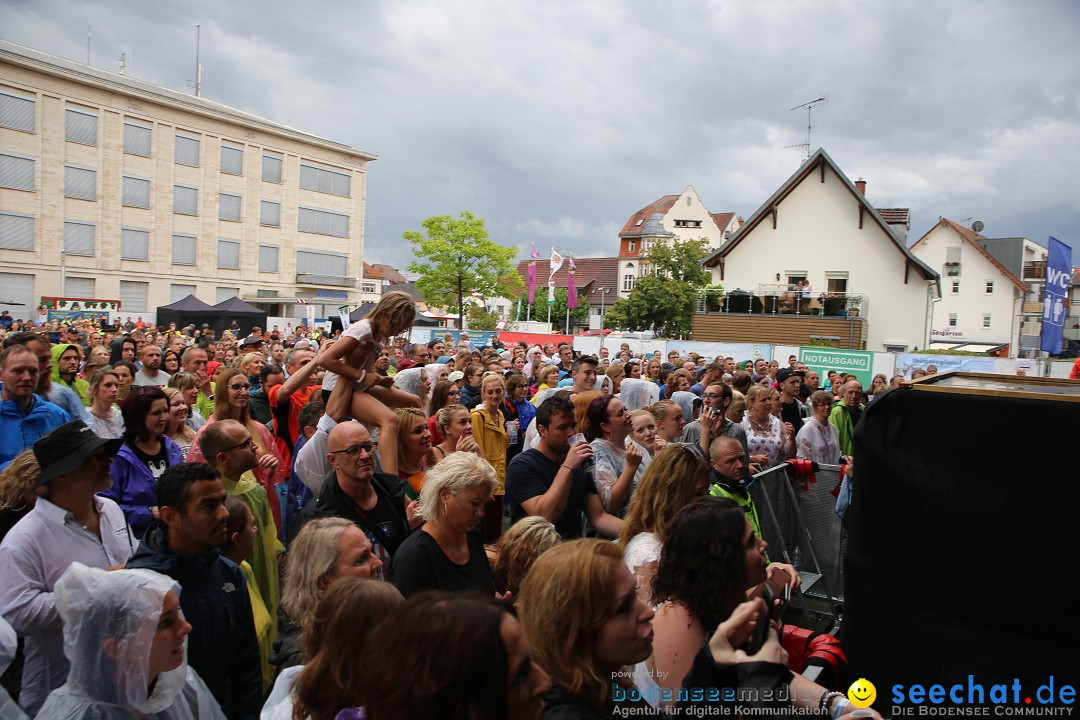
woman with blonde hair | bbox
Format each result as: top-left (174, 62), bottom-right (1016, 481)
top-left (530, 365), bottom-right (560, 405)
top-left (726, 390), bottom-right (746, 424)
top-left (647, 399), bottom-right (685, 445)
top-left (618, 443), bottom-right (713, 606)
top-left (393, 407), bottom-right (434, 501)
top-left (161, 387), bottom-right (195, 460)
top-left (86, 367), bottom-right (125, 439)
top-left (387, 452), bottom-right (497, 596)
top-left (430, 404), bottom-right (483, 465)
top-left (238, 352), bottom-right (265, 393)
top-left (0, 449), bottom-right (41, 540)
top-left (518, 539), bottom-right (657, 718)
top-left (471, 372), bottom-right (509, 542)
top-left (742, 384), bottom-right (793, 470)
top-left (490, 516), bottom-right (560, 601)
top-left (187, 367), bottom-right (287, 534)
top-left (604, 363), bottom-right (625, 396)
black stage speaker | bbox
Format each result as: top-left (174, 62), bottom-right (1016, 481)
top-left (843, 373), bottom-right (1080, 708)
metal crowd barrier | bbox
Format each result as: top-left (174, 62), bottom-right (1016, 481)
top-left (747, 462), bottom-right (845, 632)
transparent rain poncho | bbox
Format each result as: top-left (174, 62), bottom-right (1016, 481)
top-left (618, 378), bottom-right (660, 412)
top-left (35, 562), bottom-right (226, 720)
top-left (393, 368), bottom-right (426, 400)
top-left (0, 616), bottom-right (28, 720)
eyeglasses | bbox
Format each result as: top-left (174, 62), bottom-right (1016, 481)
top-left (329, 443), bottom-right (375, 457)
top-left (223, 437), bottom-right (257, 453)
top-left (228, 382), bottom-right (251, 392)
top-left (703, 392), bottom-right (722, 399)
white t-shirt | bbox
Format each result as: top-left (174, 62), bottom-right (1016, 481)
top-left (321, 319), bottom-right (374, 393)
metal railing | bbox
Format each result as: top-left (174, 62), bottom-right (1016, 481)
top-left (696, 289), bottom-right (869, 318)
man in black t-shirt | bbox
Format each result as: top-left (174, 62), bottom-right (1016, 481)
top-left (506, 395), bottom-right (621, 539)
top-left (777, 367), bottom-right (806, 435)
top-left (291, 422), bottom-right (410, 567)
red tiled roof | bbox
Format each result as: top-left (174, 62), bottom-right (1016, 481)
top-left (619, 195), bottom-right (680, 237)
top-left (363, 262), bottom-right (383, 280)
top-left (514, 257), bottom-right (620, 301)
top-left (876, 208), bottom-right (910, 225)
top-left (370, 263), bottom-right (407, 284)
top-left (710, 212), bottom-right (736, 233)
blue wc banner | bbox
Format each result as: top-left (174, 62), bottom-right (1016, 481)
top-left (1040, 236), bottom-right (1072, 354)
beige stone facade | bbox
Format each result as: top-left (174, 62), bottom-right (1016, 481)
top-left (0, 39), bottom-right (375, 322)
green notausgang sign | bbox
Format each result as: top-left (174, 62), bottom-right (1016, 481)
top-left (798, 347), bottom-right (873, 387)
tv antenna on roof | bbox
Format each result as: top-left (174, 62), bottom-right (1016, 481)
top-left (783, 94), bottom-right (828, 163)
top-left (186, 25), bottom-right (203, 97)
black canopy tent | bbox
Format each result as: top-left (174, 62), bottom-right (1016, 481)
top-left (213, 297), bottom-right (268, 337)
top-left (328, 302), bottom-right (440, 336)
top-left (154, 295), bottom-right (218, 331)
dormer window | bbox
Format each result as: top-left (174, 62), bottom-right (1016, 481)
top-left (635, 218), bottom-right (644, 226)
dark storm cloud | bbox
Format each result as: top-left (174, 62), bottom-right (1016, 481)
top-left (3, 0), bottom-right (1078, 264)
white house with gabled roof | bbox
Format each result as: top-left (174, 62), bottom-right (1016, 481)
top-left (701, 148), bottom-right (939, 352)
top-left (910, 218), bottom-right (1046, 355)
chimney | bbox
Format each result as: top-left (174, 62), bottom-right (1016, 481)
top-left (854, 178), bottom-right (866, 196)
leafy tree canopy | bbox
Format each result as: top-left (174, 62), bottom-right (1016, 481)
top-left (603, 238), bottom-right (710, 338)
top-left (405, 211), bottom-right (523, 329)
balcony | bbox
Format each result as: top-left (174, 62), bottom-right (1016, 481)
top-left (696, 287), bottom-right (869, 318)
top-left (295, 273), bottom-right (357, 288)
top-left (1023, 261), bottom-right (1046, 281)
top-left (693, 288), bottom-right (869, 349)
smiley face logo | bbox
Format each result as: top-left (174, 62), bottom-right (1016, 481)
top-left (848, 678), bottom-right (877, 708)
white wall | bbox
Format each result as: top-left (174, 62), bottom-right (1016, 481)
top-left (911, 224), bottom-right (1026, 352)
top-left (717, 166), bottom-right (933, 352)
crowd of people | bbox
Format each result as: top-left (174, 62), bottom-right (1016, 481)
top-left (0, 294), bottom-right (887, 719)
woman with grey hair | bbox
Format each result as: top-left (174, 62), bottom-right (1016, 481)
top-left (387, 452), bottom-right (497, 597)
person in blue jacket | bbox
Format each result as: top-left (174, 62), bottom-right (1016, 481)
top-left (0, 344), bottom-right (69, 469)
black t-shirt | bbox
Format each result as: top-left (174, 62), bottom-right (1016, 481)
top-left (388, 529), bottom-right (494, 597)
top-left (129, 438), bottom-right (170, 480)
top-left (506, 448), bottom-right (596, 539)
top-left (780, 399), bottom-right (804, 434)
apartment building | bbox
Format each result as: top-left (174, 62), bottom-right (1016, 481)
top-left (0, 39), bottom-right (375, 323)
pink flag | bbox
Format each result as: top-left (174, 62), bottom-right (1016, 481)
top-left (527, 242), bottom-right (540, 303)
top-left (567, 256), bottom-right (578, 309)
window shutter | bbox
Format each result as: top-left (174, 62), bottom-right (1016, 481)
top-left (174, 185), bottom-right (198, 215)
top-left (64, 166), bottom-right (96, 200)
top-left (123, 122), bottom-right (152, 156)
top-left (258, 245), bottom-right (279, 272)
top-left (64, 221), bottom-right (96, 255)
top-left (0, 212), bottom-right (35, 251)
top-left (298, 207), bottom-right (349, 237)
top-left (175, 134), bottom-right (200, 166)
top-left (65, 109), bottom-right (97, 145)
top-left (221, 145), bottom-right (244, 175)
top-left (172, 234), bottom-right (197, 265)
top-left (0, 91), bottom-right (35, 132)
top-left (218, 239), bottom-right (240, 269)
top-left (121, 228), bottom-right (149, 260)
top-left (0, 154), bottom-right (35, 191)
top-left (123, 176), bottom-right (151, 208)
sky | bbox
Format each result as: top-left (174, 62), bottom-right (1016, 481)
top-left (3, 0), bottom-right (1079, 266)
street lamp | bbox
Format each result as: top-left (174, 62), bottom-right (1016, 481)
top-left (592, 286), bottom-right (610, 351)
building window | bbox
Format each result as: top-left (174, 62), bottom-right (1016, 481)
top-left (219, 192), bottom-right (242, 222)
top-left (0, 212), bottom-right (35, 251)
top-left (218, 239), bottom-right (240, 270)
top-left (982, 314), bottom-right (991, 328)
top-left (948, 313), bottom-right (958, 328)
top-left (260, 199), bottom-right (281, 227)
top-left (123, 122), bottom-right (152, 157)
top-left (0, 90), bottom-right (35, 133)
top-left (627, 241), bottom-right (635, 253)
top-left (175, 134), bottom-right (200, 167)
top-left (174, 185), bottom-right (198, 215)
top-left (826, 275), bottom-right (849, 293)
top-left (258, 244), bottom-right (279, 273)
top-left (299, 163), bottom-right (351, 197)
top-left (122, 176), bottom-right (151, 208)
top-left (673, 219), bottom-right (702, 228)
top-left (623, 274), bottom-right (635, 292)
top-left (945, 246), bottom-right (961, 264)
top-left (65, 108), bottom-right (97, 145)
top-left (64, 165), bottom-right (96, 200)
top-left (0, 153), bottom-right (34, 191)
top-left (170, 284), bottom-right (196, 302)
top-left (296, 249), bottom-right (347, 277)
top-left (361, 281), bottom-right (377, 294)
top-left (985, 280), bottom-right (994, 294)
top-left (65, 277), bottom-right (95, 297)
top-left (262, 154), bottom-right (283, 183)
top-left (951, 281), bottom-right (960, 294)
top-left (119, 280), bottom-right (149, 312)
top-left (216, 287), bottom-right (240, 303)
top-left (172, 234), bottom-right (197, 265)
top-left (220, 144), bottom-right (244, 175)
top-left (121, 228), bottom-right (149, 261)
top-left (298, 206), bottom-right (349, 238)
top-left (63, 221), bottom-right (95, 256)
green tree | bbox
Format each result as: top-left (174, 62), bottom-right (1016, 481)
top-left (520, 286), bottom-right (589, 328)
top-left (466, 304), bottom-right (500, 331)
top-left (603, 238), bottom-right (710, 338)
top-left (405, 211), bottom-right (523, 330)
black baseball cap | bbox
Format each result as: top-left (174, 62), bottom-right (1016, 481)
top-left (776, 367), bottom-right (805, 384)
top-left (33, 421), bottom-right (123, 487)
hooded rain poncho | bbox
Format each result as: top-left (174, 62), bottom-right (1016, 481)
top-left (619, 378), bottom-right (659, 412)
top-left (34, 562), bottom-right (225, 720)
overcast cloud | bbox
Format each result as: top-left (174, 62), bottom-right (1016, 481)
top-left (3, 0), bottom-right (1078, 265)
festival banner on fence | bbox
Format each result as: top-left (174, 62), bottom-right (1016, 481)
top-left (894, 353), bottom-right (995, 378)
